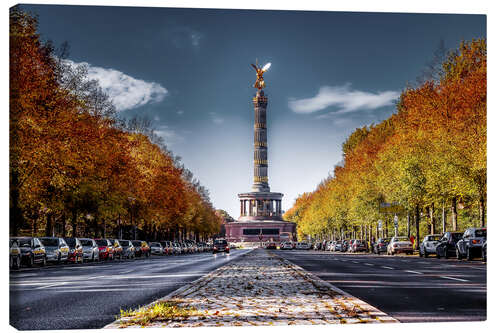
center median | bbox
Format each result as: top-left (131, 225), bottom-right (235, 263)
top-left (105, 248), bottom-right (398, 328)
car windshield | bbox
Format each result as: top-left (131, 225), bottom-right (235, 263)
top-left (451, 233), bottom-right (463, 241)
top-left (394, 237), bottom-right (409, 242)
top-left (10, 239), bottom-right (18, 247)
top-left (214, 240), bottom-right (227, 245)
top-left (40, 238), bottom-right (59, 246)
top-left (150, 243), bottom-right (160, 247)
top-left (64, 238), bottom-right (76, 247)
top-left (16, 238), bottom-right (31, 247)
top-left (80, 239), bottom-right (93, 246)
top-left (474, 229), bottom-right (486, 238)
top-left (119, 241), bottom-right (129, 246)
top-left (95, 239), bottom-right (108, 246)
top-left (428, 236), bottom-right (441, 241)
top-left (132, 241), bottom-right (141, 247)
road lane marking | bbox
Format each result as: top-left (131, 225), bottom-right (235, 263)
top-left (405, 270), bottom-right (423, 275)
top-left (364, 263), bottom-right (374, 266)
top-left (36, 282), bottom-right (68, 289)
top-left (440, 276), bottom-right (469, 282)
top-left (352, 261), bottom-right (359, 263)
top-left (381, 266), bottom-right (394, 270)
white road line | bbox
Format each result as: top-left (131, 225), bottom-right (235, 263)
top-left (364, 263), bottom-right (374, 266)
top-left (381, 266), bottom-right (394, 270)
top-left (405, 270), bottom-right (423, 275)
top-left (36, 282), bottom-right (68, 290)
top-left (440, 276), bottom-right (469, 282)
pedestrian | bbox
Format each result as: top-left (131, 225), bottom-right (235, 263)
top-left (410, 234), bottom-right (415, 249)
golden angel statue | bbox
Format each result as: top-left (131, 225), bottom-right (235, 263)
top-left (251, 62), bottom-right (271, 89)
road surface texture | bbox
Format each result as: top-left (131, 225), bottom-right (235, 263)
top-left (10, 249), bottom-right (252, 330)
top-left (274, 250), bottom-right (486, 323)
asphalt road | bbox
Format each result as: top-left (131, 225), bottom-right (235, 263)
top-left (9, 249), bottom-right (252, 330)
top-left (274, 250), bottom-right (486, 323)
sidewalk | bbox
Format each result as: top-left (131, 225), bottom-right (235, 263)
top-left (106, 249), bottom-right (398, 328)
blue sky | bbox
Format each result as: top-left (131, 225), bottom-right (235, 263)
top-left (19, 4), bottom-right (486, 219)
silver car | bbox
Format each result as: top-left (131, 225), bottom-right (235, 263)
top-left (419, 234), bottom-right (441, 257)
top-left (149, 242), bottom-right (164, 255)
top-left (387, 236), bottom-right (413, 255)
top-left (39, 237), bottom-right (69, 264)
top-left (118, 240), bottom-right (135, 259)
top-left (79, 238), bottom-right (99, 262)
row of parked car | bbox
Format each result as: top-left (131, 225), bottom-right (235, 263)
top-left (314, 239), bottom-right (371, 253)
top-left (311, 227), bottom-right (487, 261)
top-left (9, 236), bottom-right (225, 270)
top-left (418, 228), bottom-right (486, 261)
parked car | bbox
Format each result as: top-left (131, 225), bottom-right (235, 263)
top-left (482, 240), bottom-right (487, 262)
top-left (341, 240), bottom-right (349, 252)
top-left (64, 237), bottom-right (83, 264)
top-left (280, 241), bottom-right (293, 250)
top-left (456, 228), bottom-right (486, 261)
top-left (149, 242), bottom-right (164, 255)
top-left (387, 236), bottom-right (413, 255)
top-left (118, 240), bottom-right (135, 259)
top-left (159, 241), bottom-right (172, 255)
top-left (334, 241), bottom-right (343, 252)
top-left (419, 234), bottom-right (441, 257)
top-left (12, 237), bottom-right (46, 267)
top-left (40, 237), bottom-right (69, 264)
top-left (94, 239), bottom-right (114, 260)
top-left (347, 239), bottom-right (356, 252)
top-left (435, 232), bottom-right (463, 259)
top-left (313, 242), bottom-right (321, 251)
top-left (213, 239), bottom-right (230, 253)
top-left (296, 241), bottom-right (311, 250)
top-left (110, 239), bottom-right (123, 259)
top-left (373, 238), bottom-right (390, 254)
top-left (79, 238), bottom-right (100, 262)
top-left (352, 240), bottom-right (368, 252)
top-left (172, 242), bottom-right (182, 255)
top-left (10, 238), bottom-right (21, 270)
top-left (265, 241), bottom-right (277, 250)
top-left (131, 241), bottom-right (150, 257)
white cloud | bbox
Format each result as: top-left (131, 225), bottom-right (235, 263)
top-left (64, 60), bottom-right (168, 112)
top-left (153, 125), bottom-right (183, 146)
top-left (209, 112), bottom-right (224, 124)
top-left (177, 110), bottom-right (184, 115)
top-left (289, 84), bottom-right (398, 114)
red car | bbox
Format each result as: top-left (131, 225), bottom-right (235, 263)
top-left (94, 239), bottom-right (114, 260)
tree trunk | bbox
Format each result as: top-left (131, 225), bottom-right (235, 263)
top-left (442, 203), bottom-right (447, 233)
top-left (9, 170), bottom-right (22, 236)
top-left (451, 197), bottom-right (458, 231)
top-left (406, 212), bottom-right (411, 238)
top-left (45, 213), bottom-right (53, 237)
top-left (384, 218), bottom-right (388, 238)
top-left (93, 214), bottom-right (99, 238)
top-left (479, 196), bottom-right (485, 227)
top-left (415, 205), bottom-right (420, 246)
top-left (61, 213), bottom-right (66, 237)
top-left (71, 209), bottom-right (78, 237)
top-left (429, 203), bottom-right (435, 234)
